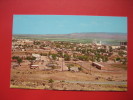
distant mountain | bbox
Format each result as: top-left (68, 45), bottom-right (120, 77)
top-left (13, 32), bottom-right (127, 41)
top-left (68, 32), bottom-right (127, 40)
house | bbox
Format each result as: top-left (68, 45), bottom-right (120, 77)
top-left (92, 62), bottom-right (104, 70)
top-left (70, 67), bottom-right (79, 72)
top-left (111, 46), bottom-right (120, 49)
top-left (32, 54), bottom-right (41, 60)
top-left (30, 65), bottom-right (39, 69)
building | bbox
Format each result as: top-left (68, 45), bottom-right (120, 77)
top-left (92, 62), bottom-right (104, 70)
top-left (32, 54), bottom-right (41, 60)
top-left (70, 67), bottom-right (79, 72)
top-left (93, 40), bottom-right (102, 46)
top-left (120, 42), bottom-right (127, 46)
top-left (30, 65), bottom-right (39, 69)
top-left (120, 42), bottom-right (127, 50)
top-left (111, 46), bottom-right (120, 49)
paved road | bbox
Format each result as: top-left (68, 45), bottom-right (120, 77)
top-left (56, 80), bottom-right (127, 85)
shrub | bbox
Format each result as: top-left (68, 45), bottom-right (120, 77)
top-left (48, 79), bottom-right (54, 83)
top-left (78, 67), bottom-right (82, 71)
top-left (12, 56), bottom-right (22, 64)
top-left (64, 54), bottom-right (70, 61)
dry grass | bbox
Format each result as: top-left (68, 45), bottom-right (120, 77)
top-left (10, 65), bottom-right (127, 91)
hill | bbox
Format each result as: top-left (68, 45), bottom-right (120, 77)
top-left (13, 32), bottom-right (127, 44)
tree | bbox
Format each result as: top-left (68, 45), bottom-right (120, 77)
top-left (102, 56), bottom-right (108, 62)
top-left (109, 46), bottom-right (113, 52)
top-left (40, 53), bottom-right (47, 56)
top-left (78, 67), bottom-right (82, 71)
top-left (48, 79), bottom-right (54, 89)
top-left (78, 55), bottom-right (88, 61)
top-left (26, 56), bottom-right (36, 60)
top-left (17, 58), bottom-right (22, 64)
top-left (12, 56), bottom-right (22, 65)
top-left (33, 41), bottom-right (41, 45)
top-left (105, 56), bottom-right (108, 62)
top-left (64, 54), bottom-right (70, 61)
top-left (116, 57), bottom-right (121, 61)
top-left (51, 54), bottom-right (57, 60)
top-left (82, 49), bottom-right (86, 54)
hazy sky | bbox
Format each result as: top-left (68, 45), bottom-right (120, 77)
top-left (13, 15), bottom-right (127, 34)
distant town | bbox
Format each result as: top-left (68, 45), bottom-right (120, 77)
top-left (10, 36), bottom-right (127, 91)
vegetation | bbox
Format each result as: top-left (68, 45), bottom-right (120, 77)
top-left (118, 51), bottom-right (126, 57)
top-left (33, 41), bottom-right (41, 45)
top-left (51, 54), bottom-right (57, 60)
top-left (78, 67), bottom-right (82, 71)
top-left (48, 79), bottom-right (54, 83)
top-left (11, 34), bottom-right (127, 91)
top-left (40, 53), bottom-right (47, 56)
top-left (26, 56), bottom-right (36, 60)
top-left (77, 55), bottom-right (89, 61)
top-left (64, 54), bottom-right (71, 61)
top-left (12, 56), bottom-right (23, 64)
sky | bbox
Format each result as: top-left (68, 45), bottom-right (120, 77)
top-left (13, 15), bottom-right (127, 34)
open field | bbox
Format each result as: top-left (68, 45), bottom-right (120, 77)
top-left (10, 60), bottom-right (127, 91)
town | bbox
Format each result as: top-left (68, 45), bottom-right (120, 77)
top-left (10, 38), bottom-right (127, 91)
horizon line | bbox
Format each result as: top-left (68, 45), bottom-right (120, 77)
top-left (13, 32), bottom-right (127, 35)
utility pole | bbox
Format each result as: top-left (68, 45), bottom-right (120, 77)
top-left (90, 65), bottom-right (92, 75)
top-left (62, 50), bottom-right (64, 71)
top-left (62, 58), bottom-right (63, 71)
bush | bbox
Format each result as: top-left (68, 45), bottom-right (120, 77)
top-left (51, 54), bottom-right (57, 60)
top-left (116, 57), bottom-right (121, 61)
top-left (78, 67), bottom-right (82, 71)
top-left (26, 56), bottom-right (36, 60)
top-left (48, 79), bottom-right (54, 83)
top-left (40, 53), bottom-right (47, 56)
top-left (12, 56), bottom-right (22, 64)
top-left (64, 54), bottom-right (70, 61)
top-left (78, 55), bottom-right (88, 61)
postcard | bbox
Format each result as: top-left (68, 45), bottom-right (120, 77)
top-left (10, 15), bottom-right (127, 91)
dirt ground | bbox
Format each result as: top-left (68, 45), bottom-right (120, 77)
top-left (10, 60), bottom-right (127, 91)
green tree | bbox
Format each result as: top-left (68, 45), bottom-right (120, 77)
top-left (109, 46), bottom-right (113, 52)
top-left (51, 54), bottom-right (57, 60)
top-left (78, 67), bottom-right (82, 71)
top-left (17, 58), bottom-right (22, 64)
top-left (116, 57), bottom-right (121, 61)
top-left (26, 56), bottom-right (36, 60)
top-left (12, 56), bottom-right (22, 65)
top-left (78, 55), bottom-right (88, 61)
top-left (34, 41), bottom-right (41, 45)
top-left (64, 54), bottom-right (70, 61)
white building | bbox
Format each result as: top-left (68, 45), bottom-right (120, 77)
top-left (32, 54), bottom-right (41, 60)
